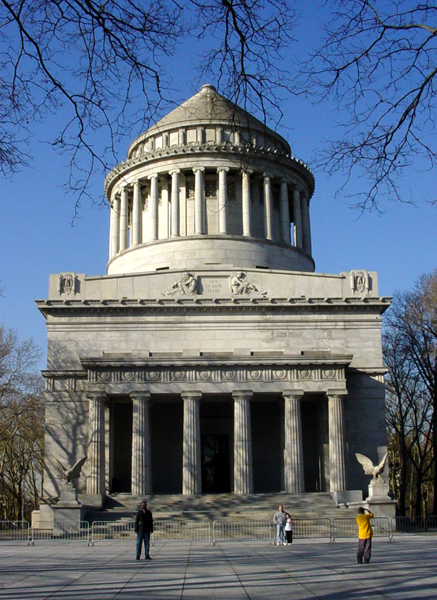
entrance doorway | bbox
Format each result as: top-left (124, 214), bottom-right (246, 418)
top-left (201, 435), bottom-right (231, 493)
top-left (110, 401), bottom-right (132, 493)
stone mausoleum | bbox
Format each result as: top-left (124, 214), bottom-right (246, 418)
top-left (37, 84), bottom-right (390, 510)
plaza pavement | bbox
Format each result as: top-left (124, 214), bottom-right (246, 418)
top-left (0, 537), bottom-right (436, 599)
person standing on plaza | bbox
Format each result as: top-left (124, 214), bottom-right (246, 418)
top-left (285, 513), bottom-right (293, 545)
top-left (356, 507), bottom-right (374, 564)
top-left (273, 505), bottom-right (287, 545)
top-left (135, 500), bottom-right (154, 560)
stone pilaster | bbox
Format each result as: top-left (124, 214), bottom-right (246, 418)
top-left (132, 181), bottom-right (142, 246)
top-left (170, 170), bottom-right (180, 238)
top-left (193, 167), bottom-right (205, 234)
top-left (217, 167), bottom-right (229, 234)
top-left (328, 393), bottom-right (347, 492)
top-left (280, 180), bottom-right (291, 245)
top-left (148, 173), bottom-right (159, 241)
top-left (119, 187), bottom-right (129, 251)
top-left (241, 170), bottom-right (252, 237)
top-left (86, 393), bottom-right (106, 495)
top-left (283, 390), bottom-right (305, 493)
top-left (131, 393), bottom-right (151, 496)
top-left (182, 391), bottom-right (202, 495)
top-left (233, 390), bottom-right (253, 494)
top-left (263, 174), bottom-right (273, 240)
top-left (293, 187), bottom-right (303, 249)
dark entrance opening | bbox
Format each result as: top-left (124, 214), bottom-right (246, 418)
top-left (301, 398), bottom-right (326, 492)
top-left (251, 399), bottom-right (281, 492)
top-left (111, 400), bottom-right (132, 493)
top-left (201, 435), bottom-right (231, 493)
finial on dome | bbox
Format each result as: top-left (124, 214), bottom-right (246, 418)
top-left (200, 84), bottom-right (216, 93)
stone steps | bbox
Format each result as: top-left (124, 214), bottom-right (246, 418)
top-left (84, 492), bottom-right (357, 523)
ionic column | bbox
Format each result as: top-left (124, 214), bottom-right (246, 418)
top-left (301, 192), bottom-right (312, 255)
top-left (109, 195), bottom-right (120, 259)
top-left (182, 391), bottom-right (202, 495)
top-left (293, 187), bottom-right (303, 249)
top-left (119, 187), bottom-right (129, 251)
top-left (86, 393), bottom-right (106, 495)
top-left (217, 167), bottom-right (229, 234)
top-left (148, 173), bottom-right (159, 241)
top-left (283, 391), bottom-right (305, 493)
top-left (193, 167), bottom-right (205, 234)
top-left (233, 391), bottom-right (253, 494)
top-left (263, 173), bottom-right (273, 241)
top-left (131, 393), bottom-right (151, 496)
top-left (170, 170), bottom-right (180, 238)
top-left (280, 180), bottom-right (291, 245)
top-left (328, 393), bottom-right (347, 492)
top-left (132, 181), bottom-right (142, 246)
top-left (241, 170), bottom-right (253, 237)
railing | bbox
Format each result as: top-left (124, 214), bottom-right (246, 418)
top-left (30, 521), bottom-right (90, 544)
top-left (332, 518), bottom-right (391, 542)
top-left (212, 520), bottom-right (271, 545)
top-left (91, 520), bottom-right (135, 545)
top-left (392, 515), bottom-right (437, 535)
top-left (2, 517), bottom-right (437, 545)
top-left (153, 520), bottom-right (211, 543)
top-left (292, 518), bottom-right (332, 541)
top-left (0, 521), bottom-right (30, 543)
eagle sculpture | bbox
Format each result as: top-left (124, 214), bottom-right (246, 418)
top-left (355, 452), bottom-right (388, 481)
top-left (55, 456), bottom-right (87, 483)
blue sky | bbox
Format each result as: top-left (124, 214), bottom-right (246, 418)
top-left (1, 2), bottom-right (436, 371)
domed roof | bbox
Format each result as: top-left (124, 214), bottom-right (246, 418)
top-left (129, 84), bottom-right (290, 154)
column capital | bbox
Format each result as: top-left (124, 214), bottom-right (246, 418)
top-left (169, 169), bottom-right (181, 176)
top-left (232, 390), bottom-right (253, 401)
top-left (282, 389), bottom-right (304, 399)
top-left (192, 167), bottom-right (205, 174)
top-left (148, 173), bottom-right (159, 180)
top-left (263, 172), bottom-right (273, 179)
top-left (130, 392), bottom-right (151, 402)
top-left (240, 168), bottom-right (254, 176)
top-left (217, 166), bottom-right (230, 173)
top-left (86, 392), bottom-right (107, 403)
top-left (181, 390), bottom-right (202, 401)
top-left (327, 389), bottom-right (348, 399)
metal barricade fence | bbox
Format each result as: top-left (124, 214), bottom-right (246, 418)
top-left (213, 520), bottom-right (271, 545)
top-left (392, 515), bottom-right (437, 535)
top-left (332, 518), bottom-right (391, 543)
top-left (0, 521), bottom-right (30, 543)
top-left (292, 518), bottom-right (332, 541)
top-left (153, 520), bottom-right (211, 543)
top-left (91, 520), bottom-right (135, 545)
top-left (31, 521), bottom-right (90, 544)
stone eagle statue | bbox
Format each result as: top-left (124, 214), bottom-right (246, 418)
top-left (55, 456), bottom-right (87, 483)
top-left (355, 452), bottom-right (388, 481)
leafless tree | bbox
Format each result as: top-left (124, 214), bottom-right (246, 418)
top-left (384, 269), bottom-right (437, 515)
top-left (0, 326), bottom-right (44, 520)
top-left (0, 0), bottom-right (297, 214)
top-left (302, 0), bottom-right (437, 211)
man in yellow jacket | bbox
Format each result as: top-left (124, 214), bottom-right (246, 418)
top-left (356, 507), bottom-right (374, 564)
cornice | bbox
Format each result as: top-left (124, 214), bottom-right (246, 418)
top-left (35, 296), bottom-right (392, 319)
top-left (104, 142), bottom-right (315, 198)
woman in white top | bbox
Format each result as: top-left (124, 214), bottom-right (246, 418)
top-left (285, 513), bottom-right (293, 545)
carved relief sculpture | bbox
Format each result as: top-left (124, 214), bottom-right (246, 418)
top-left (164, 272), bottom-right (198, 296)
top-left (230, 272), bottom-right (267, 296)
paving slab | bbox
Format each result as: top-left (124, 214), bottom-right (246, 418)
top-left (0, 537), bottom-right (436, 599)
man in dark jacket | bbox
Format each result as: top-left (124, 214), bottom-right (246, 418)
top-left (135, 500), bottom-right (154, 560)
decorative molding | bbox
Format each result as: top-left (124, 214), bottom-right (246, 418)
top-left (58, 273), bottom-right (79, 296)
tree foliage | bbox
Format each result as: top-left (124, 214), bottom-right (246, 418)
top-left (303, 0), bottom-right (437, 210)
top-left (0, 0), bottom-right (295, 211)
top-left (0, 326), bottom-right (44, 520)
top-left (384, 269), bottom-right (437, 516)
